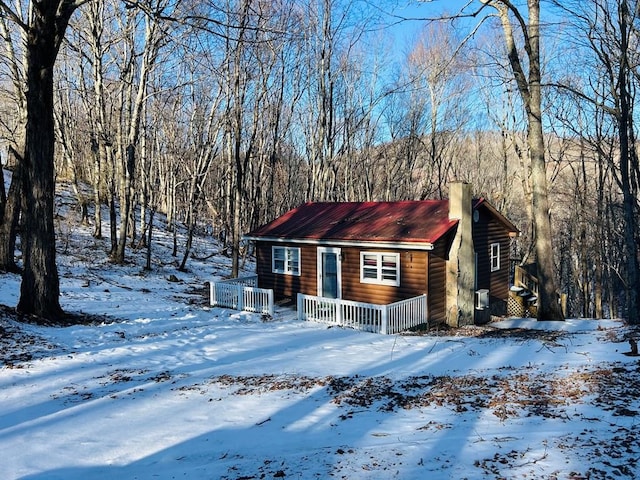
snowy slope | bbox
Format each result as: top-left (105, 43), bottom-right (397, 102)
top-left (1, 175), bottom-right (639, 479)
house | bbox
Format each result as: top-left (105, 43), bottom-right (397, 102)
top-left (243, 182), bottom-right (519, 328)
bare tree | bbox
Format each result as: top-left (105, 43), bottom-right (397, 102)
top-left (0, 9), bottom-right (27, 273)
top-left (300, 0), bottom-right (375, 201)
top-left (207, 0), bottom-right (306, 276)
top-left (54, 57), bottom-right (91, 225)
top-left (73, 0), bottom-right (116, 240)
top-left (596, 0), bottom-right (640, 324)
top-left (478, 0), bottom-right (564, 320)
top-left (549, 0), bottom-right (640, 322)
top-left (112, 1), bottom-right (168, 263)
top-left (0, 147), bottom-right (22, 273)
top-left (178, 82), bottom-right (223, 272)
top-left (0, 0), bottom-right (84, 321)
top-left (400, 20), bottom-right (472, 199)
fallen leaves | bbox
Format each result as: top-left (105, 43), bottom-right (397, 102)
top-left (198, 362), bottom-right (640, 429)
top-left (4, 312), bottom-right (640, 479)
top-left (0, 313), bottom-right (57, 367)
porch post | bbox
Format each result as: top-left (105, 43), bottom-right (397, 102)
top-left (209, 281), bottom-right (215, 307)
top-left (237, 284), bottom-right (244, 311)
top-left (381, 306), bottom-right (388, 335)
top-left (297, 293), bottom-right (303, 321)
top-left (267, 289), bottom-right (274, 317)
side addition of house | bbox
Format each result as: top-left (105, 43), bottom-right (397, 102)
top-left (244, 182), bottom-right (519, 329)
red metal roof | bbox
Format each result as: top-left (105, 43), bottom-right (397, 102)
top-left (245, 201), bottom-right (459, 246)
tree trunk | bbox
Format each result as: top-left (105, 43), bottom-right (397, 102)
top-left (527, 2), bottom-right (564, 321)
top-left (108, 201), bottom-right (117, 253)
top-left (0, 10), bottom-right (27, 254)
top-left (179, 225), bottom-right (194, 272)
top-left (0, 162), bottom-right (5, 215)
top-left (529, 118), bottom-right (563, 320)
top-left (16, 1), bottom-right (77, 320)
top-left (91, 137), bottom-right (103, 238)
top-left (231, 177), bottom-right (241, 278)
top-left (114, 144), bottom-right (135, 263)
top-left (617, 0), bottom-right (640, 324)
top-left (85, 1), bottom-right (107, 239)
top-left (0, 148), bottom-right (22, 273)
top-left (489, 0), bottom-right (563, 320)
top-left (179, 177), bottom-right (197, 272)
top-left (144, 208), bottom-right (155, 271)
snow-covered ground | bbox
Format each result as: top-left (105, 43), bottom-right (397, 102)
top-left (1, 175), bottom-right (639, 479)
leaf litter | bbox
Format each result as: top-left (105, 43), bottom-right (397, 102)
top-left (1, 182), bottom-right (640, 479)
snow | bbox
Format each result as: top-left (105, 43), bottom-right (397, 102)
top-left (1, 180), bottom-right (640, 479)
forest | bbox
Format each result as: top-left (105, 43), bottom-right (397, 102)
top-left (0, 0), bottom-right (639, 323)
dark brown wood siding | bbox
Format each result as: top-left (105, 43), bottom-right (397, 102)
top-left (252, 202), bottom-right (517, 323)
top-left (473, 206), bottom-right (513, 314)
top-left (340, 247), bottom-right (428, 305)
top-left (427, 238), bottom-right (449, 324)
top-left (255, 242), bottom-right (317, 300)
top-left (256, 242), bottom-right (430, 306)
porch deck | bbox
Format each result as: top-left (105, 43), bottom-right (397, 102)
top-left (209, 277), bottom-right (428, 334)
top-left (209, 276), bottom-right (274, 316)
top-left (297, 293), bottom-right (428, 335)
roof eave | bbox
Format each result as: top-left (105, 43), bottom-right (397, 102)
top-left (475, 199), bottom-right (520, 235)
top-left (242, 235), bottom-right (435, 251)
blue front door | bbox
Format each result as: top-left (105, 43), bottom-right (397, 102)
top-left (318, 248), bottom-right (341, 299)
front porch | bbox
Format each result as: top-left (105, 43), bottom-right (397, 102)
top-left (297, 293), bottom-right (428, 335)
top-left (209, 276), bottom-right (274, 316)
top-left (209, 276), bottom-right (428, 334)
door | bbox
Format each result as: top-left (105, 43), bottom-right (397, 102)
top-left (317, 247), bottom-right (341, 298)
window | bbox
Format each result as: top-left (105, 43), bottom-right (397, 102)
top-left (490, 243), bottom-right (500, 272)
top-left (360, 252), bottom-right (400, 286)
top-left (272, 246), bottom-right (300, 275)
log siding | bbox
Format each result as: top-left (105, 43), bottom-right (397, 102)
top-left (250, 199), bottom-right (517, 325)
top-left (473, 206), bottom-right (512, 315)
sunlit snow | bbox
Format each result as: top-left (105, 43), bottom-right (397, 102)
top-left (1, 174), bottom-right (639, 479)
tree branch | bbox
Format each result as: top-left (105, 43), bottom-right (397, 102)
top-left (0, 1), bottom-right (28, 31)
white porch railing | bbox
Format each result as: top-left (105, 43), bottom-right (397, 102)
top-left (209, 276), bottom-right (274, 316)
top-left (297, 293), bottom-right (427, 335)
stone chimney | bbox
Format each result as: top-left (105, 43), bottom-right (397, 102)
top-left (446, 182), bottom-right (475, 327)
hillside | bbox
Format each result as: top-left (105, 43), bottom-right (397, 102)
top-left (1, 179), bottom-right (640, 479)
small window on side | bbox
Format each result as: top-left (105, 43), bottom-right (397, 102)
top-left (490, 243), bottom-right (500, 272)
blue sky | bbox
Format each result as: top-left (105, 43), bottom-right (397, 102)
top-left (381, 0), bottom-right (484, 54)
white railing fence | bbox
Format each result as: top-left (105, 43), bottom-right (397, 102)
top-left (297, 293), bottom-right (427, 334)
top-left (386, 295), bottom-right (429, 333)
top-left (209, 276), bottom-right (274, 316)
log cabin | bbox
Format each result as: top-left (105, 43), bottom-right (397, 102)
top-left (244, 182), bottom-right (519, 327)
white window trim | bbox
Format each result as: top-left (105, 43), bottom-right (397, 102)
top-left (360, 251), bottom-right (400, 287)
top-left (490, 243), bottom-right (500, 272)
top-left (272, 246), bottom-right (301, 276)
